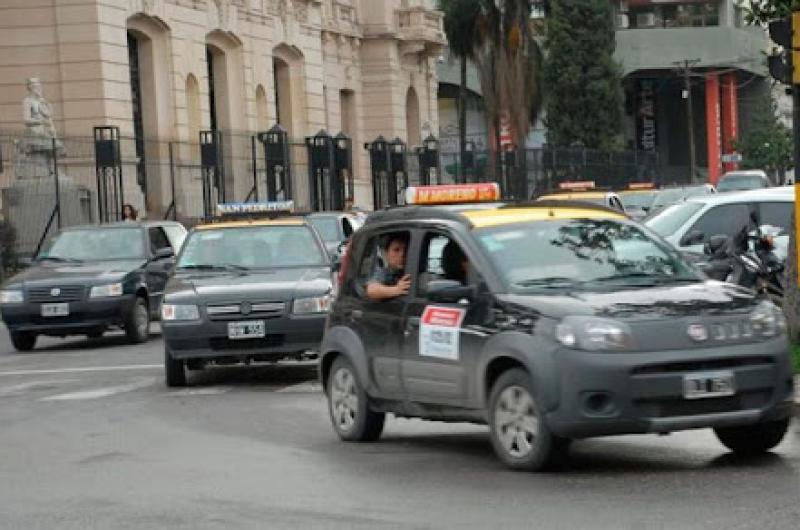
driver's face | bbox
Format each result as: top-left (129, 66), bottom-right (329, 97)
top-left (386, 240), bottom-right (407, 271)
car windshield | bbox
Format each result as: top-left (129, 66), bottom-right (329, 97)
top-left (717, 175), bottom-right (767, 191)
top-left (619, 191), bottom-right (657, 209)
top-left (177, 225), bottom-right (325, 269)
top-left (307, 216), bottom-right (340, 242)
top-left (476, 218), bottom-right (699, 293)
top-left (40, 227), bottom-right (145, 261)
top-left (645, 201), bottom-right (704, 237)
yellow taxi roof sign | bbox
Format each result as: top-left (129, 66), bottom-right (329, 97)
top-left (404, 183), bottom-right (501, 205)
top-left (216, 200), bottom-right (294, 217)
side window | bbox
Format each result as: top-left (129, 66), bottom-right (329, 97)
top-left (162, 225), bottom-right (187, 251)
top-left (342, 218), bottom-right (354, 238)
top-left (758, 201), bottom-right (792, 236)
top-left (418, 232), bottom-right (470, 293)
top-left (351, 230), bottom-right (411, 299)
top-left (686, 204), bottom-right (750, 244)
top-left (148, 227), bottom-right (172, 254)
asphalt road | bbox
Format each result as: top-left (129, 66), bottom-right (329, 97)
top-left (0, 328), bottom-right (798, 530)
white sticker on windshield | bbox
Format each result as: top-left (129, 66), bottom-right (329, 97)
top-left (419, 306), bottom-right (466, 361)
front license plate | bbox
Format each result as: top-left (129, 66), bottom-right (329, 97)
top-left (227, 321), bottom-right (266, 340)
top-left (683, 370), bottom-right (736, 400)
top-left (40, 303), bottom-right (69, 317)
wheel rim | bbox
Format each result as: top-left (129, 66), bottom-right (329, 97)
top-left (330, 367), bottom-right (358, 433)
top-left (494, 385), bottom-right (539, 459)
top-left (136, 303), bottom-right (149, 337)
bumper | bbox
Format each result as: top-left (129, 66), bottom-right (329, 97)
top-left (546, 337), bottom-right (795, 438)
top-left (163, 314), bottom-right (326, 361)
top-left (0, 295), bottom-right (136, 335)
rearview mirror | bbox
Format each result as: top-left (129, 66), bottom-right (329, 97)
top-left (680, 230), bottom-right (704, 247)
top-left (426, 279), bottom-right (475, 304)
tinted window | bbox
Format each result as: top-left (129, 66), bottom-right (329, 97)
top-left (148, 227), bottom-right (171, 253)
top-left (645, 201), bottom-right (704, 237)
top-left (758, 201), bottom-right (792, 235)
top-left (177, 225), bottom-right (325, 269)
top-left (717, 175), bottom-right (768, 191)
top-left (42, 228), bottom-right (145, 260)
top-left (686, 204), bottom-right (751, 244)
top-left (162, 225), bottom-right (187, 250)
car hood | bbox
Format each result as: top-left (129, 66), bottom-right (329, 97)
top-left (7, 260), bottom-right (144, 286)
top-left (166, 266), bottom-right (332, 302)
top-left (497, 280), bottom-right (757, 320)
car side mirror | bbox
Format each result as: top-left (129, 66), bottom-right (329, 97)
top-left (330, 252), bottom-right (341, 272)
top-left (680, 230), bottom-right (704, 246)
top-left (426, 279), bottom-right (475, 304)
top-left (154, 247), bottom-right (174, 260)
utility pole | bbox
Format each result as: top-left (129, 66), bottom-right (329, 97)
top-left (674, 59), bottom-right (700, 183)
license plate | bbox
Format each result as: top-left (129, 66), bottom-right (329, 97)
top-left (40, 303), bottom-right (69, 317)
top-left (683, 370), bottom-right (736, 400)
top-left (227, 321), bottom-right (265, 340)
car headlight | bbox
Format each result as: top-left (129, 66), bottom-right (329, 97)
top-left (161, 304), bottom-right (200, 321)
top-left (0, 290), bottom-right (23, 304)
top-left (555, 316), bottom-right (634, 351)
top-left (750, 300), bottom-right (786, 338)
top-left (90, 282), bottom-right (123, 298)
top-left (292, 294), bottom-right (332, 314)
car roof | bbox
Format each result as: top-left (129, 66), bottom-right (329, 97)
top-left (62, 220), bottom-right (180, 231)
top-left (364, 201), bottom-right (626, 230)
top-left (721, 169), bottom-right (767, 178)
top-left (684, 186), bottom-right (793, 206)
top-left (196, 217), bottom-right (307, 230)
top-left (537, 191), bottom-right (617, 200)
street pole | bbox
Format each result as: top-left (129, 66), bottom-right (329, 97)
top-left (675, 59), bottom-right (700, 183)
top-left (793, 11), bottom-right (800, 286)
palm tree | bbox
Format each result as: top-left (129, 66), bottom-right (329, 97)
top-left (439, 0), bottom-right (481, 183)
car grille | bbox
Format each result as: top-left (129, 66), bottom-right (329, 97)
top-left (630, 356), bottom-right (774, 376)
top-left (27, 285), bottom-right (86, 303)
top-left (209, 335), bottom-right (285, 351)
top-left (206, 301), bottom-right (286, 321)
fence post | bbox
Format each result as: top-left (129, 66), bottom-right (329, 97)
top-left (94, 126), bottom-right (123, 223)
top-left (416, 134), bottom-right (440, 186)
top-left (388, 138), bottom-right (407, 205)
top-left (334, 132), bottom-right (353, 209)
top-left (250, 135), bottom-right (259, 202)
top-left (365, 136), bottom-right (390, 210)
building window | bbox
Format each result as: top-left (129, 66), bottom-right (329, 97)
top-left (624, 3), bottom-right (720, 29)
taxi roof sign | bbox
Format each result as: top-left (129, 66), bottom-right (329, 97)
top-left (404, 183), bottom-right (500, 205)
top-left (558, 180), bottom-right (595, 191)
top-left (627, 182), bottom-right (656, 190)
top-left (216, 200), bottom-right (294, 216)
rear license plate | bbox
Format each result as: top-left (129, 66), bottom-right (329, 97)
top-left (683, 370), bottom-right (736, 400)
top-left (40, 303), bottom-right (69, 317)
top-left (227, 321), bottom-right (265, 340)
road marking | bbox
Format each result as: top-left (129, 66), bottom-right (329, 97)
top-left (0, 364), bottom-right (162, 377)
top-left (40, 377), bottom-right (156, 401)
top-left (165, 387), bottom-right (232, 396)
top-left (276, 381), bottom-right (322, 393)
top-left (0, 379), bottom-right (79, 397)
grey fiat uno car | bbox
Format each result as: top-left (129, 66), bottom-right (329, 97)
top-left (319, 198), bottom-right (794, 471)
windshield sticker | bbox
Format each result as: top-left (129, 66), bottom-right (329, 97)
top-left (419, 306), bottom-right (467, 360)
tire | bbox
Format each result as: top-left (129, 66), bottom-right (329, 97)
top-left (488, 368), bottom-right (569, 471)
top-left (327, 356), bottom-right (384, 442)
top-left (125, 297), bottom-right (150, 344)
top-left (164, 347), bottom-right (186, 387)
top-left (714, 418), bottom-right (790, 456)
top-left (10, 331), bottom-right (36, 352)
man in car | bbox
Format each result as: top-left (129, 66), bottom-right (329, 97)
top-left (366, 232), bottom-right (411, 301)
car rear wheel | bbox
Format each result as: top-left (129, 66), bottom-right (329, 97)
top-left (10, 331), bottom-right (37, 352)
top-left (125, 297), bottom-right (150, 344)
top-left (327, 356), bottom-right (384, 442)
top-left (164, 347), bottom-right (186, 387)
top-left (488, 368), bottom-right (569, 471)
top-left (714, 418), bottom-right (790, 456)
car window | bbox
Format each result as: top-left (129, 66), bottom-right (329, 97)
top-left (758, 201), bottom-right (793, 236)
top-left (308, 216), bottom-right (341, 242)
top-left (685, 204), bottom-right (751, 244)
top-left (162, 225), bottom-right (187, 251)
top-left (148, 227), bottom-right (172, 253)
top-left (351, 230), bottom-right (411, 299)
top-left (645, 201), bottom-right (704, 237)
top-left (42, 227), bottom-right (146, 261)
top-left (418, 233), bottom-right (471, 293)
top-left (717, 175), bottom-right (768, 191)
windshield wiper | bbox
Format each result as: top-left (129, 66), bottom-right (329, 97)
top-left (36, 256), bottom-right (83, 263)
top-left (514, 277), bottom-right (579, 289)
top-left (178, 264), bottom-right (249, 272)
top-left (590, 272), bottom-right (699, 285)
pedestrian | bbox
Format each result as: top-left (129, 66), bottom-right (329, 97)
top-left (121, 203), bottom-right (138, 221)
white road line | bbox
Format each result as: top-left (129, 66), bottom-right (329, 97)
top-left (165, 387), bottom-right (233, 396)
top-left (0, 379), bottom-right (80, 397)
top-left (0, 364), bottom-right (162, 377)
top-left (40, 377), bottom-right (156, 401)
top-left (276, 381), bottom-right (322, 393)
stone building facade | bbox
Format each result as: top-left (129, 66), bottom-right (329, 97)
top-left (0, 0), bottom-right (445, 215)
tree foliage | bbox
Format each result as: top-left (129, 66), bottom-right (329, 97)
top-left (733, 94), bottom-right (792, 182)
top-left (740, 0), bottom-right (798, 25)
top-left (541, 0), bottom-right (624, 149)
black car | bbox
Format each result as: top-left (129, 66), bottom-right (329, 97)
top-left (320, 193), bottom-right (793, 471)
top-left (0, 221), bottom-right (186, 351)
top-left (161, 214), bottom-right (336, 387)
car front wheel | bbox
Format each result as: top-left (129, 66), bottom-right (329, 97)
top-left (10, 331), bottom-right (37, 352)
top-left (164, 347), bottom-right (186, 387)
top-left (125, 297), bottom-right (150, 344)
top-left (327, 356), bottom-right (384, 442)
top-left (714, 418), bottom-right (790, 456)
top-left (488, 368), bottom-right (569, 471)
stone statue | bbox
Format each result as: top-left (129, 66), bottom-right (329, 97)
top-left (15, 77), bottom-right (64, 178)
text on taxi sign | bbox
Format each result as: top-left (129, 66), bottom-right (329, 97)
top-left (216, 201), bottom-right (295, 216)
top-left (404, 183), bottom-right (501, 205)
